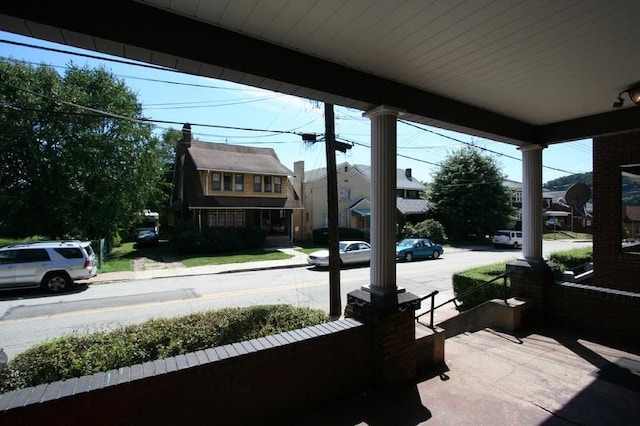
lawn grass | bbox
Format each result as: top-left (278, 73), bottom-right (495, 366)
top-left (98, 241), bottom-right (297, 271)
top-left (177, 249), bottom-right (292, 267)
top-left (293, 244), bottom-right (325, 255)
top-left (543, 231), bottom-right (592, 240)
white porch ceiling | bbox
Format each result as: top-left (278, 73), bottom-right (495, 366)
top-left (1, 0), bottom-right (639, 146)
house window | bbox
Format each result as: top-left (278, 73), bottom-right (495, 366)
top-left (235, 174), bottom-right (244, 191)
top-left (512, 191), bottom-right (522, 203)
top-left (223, 174), bottom-right (232, 191)
top-left (212, 173), bottom-right (221, 191)
top-left (274, 176), bottom-right (282, 193)
top-left (254, 175), bottom-right (262, 192)
top-left (322, 213), bottom-right (328, 227)
top-left (208, 210), bottom-right (245, 228)
top-left (264, 176), bottom-right (272, 192)
top-left (339, 186), bottom-right (350, 200)
top-left (396, 189), bottom-right (404, 197)
top-left (406, 190), bottom-right (419, 199)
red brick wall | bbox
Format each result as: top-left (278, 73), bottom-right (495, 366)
top-left (593, 132), bottom-right (640, 292)
top-left (547, 282), bottom-right (640, 344)
top-left (0, 319), bottom-right (372, 425)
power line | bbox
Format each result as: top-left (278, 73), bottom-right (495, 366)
top-left (398, 119), bottom-right (580, 176)
top-left (0, 38), bottom-right (175, 72)
top-left (0, 81), bottom-right (311, 138)
top-left (2, 38), bottom-right (587, 178)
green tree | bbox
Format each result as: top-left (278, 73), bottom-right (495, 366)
top-left (400, 218), bottom-right (447, 243)
top-left (426, 147), bottom-right (514, 241)
top-left (151, 127), bottom-right (182, 232)
top-left (0, 59), bottom-right (165, 240)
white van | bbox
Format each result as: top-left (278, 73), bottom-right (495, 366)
top-left (491, 230), bottom-right (523, 248)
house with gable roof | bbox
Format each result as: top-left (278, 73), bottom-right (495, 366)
top-left (171, 124), bottom-right (303, 242)
top-left (295, 161), bottom-right (429, 242)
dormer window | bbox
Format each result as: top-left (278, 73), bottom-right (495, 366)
top-left (212, 173), bottom-right (221, 190)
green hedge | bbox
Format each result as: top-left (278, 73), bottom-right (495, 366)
top-left (169, 224), bottom-right (267, 253)
top-left (0, 305), bottom-right (327, 393)
top-left (547, 246), bottom-right (592, 272)
top-left (451, 247), bottom-right (593, 310)
top-left (452, 262), bottom-right (511, 310)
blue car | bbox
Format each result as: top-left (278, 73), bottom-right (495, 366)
top-left (395, 238), bottom-right (443, 262)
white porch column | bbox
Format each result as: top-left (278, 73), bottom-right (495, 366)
top-left (362, 105), bottom-right (404, 296)
top-left (519, 144), bottom-right (545, 261)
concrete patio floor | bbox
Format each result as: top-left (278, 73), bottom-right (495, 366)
top-left (288, 325), bottom-right (640, 425)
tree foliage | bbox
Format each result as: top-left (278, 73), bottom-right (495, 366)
top-left (0, 59), bottom-right (165, 240)
top-left (400, 218), bottom-right (447, 244)
top-left (544, 172), bottom-right (592, 191)
top-left (426, 147), bottom-right (514, 241)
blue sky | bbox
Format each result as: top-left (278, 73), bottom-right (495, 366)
top-left (0, 31), bottom-right (592, 184)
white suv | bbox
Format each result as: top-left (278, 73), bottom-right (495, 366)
top-left (0, 240), bottom-right (97, 293)
top-left (491, 230), bottom-right (523, 249)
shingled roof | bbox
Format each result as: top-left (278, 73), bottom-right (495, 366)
top-left (188, 140), bottom-right (294, 176)
top-left (179, 141), bottom-right (303, 210)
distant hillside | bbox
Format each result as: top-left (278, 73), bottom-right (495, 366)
top-left (543, 172), bottom-right (592, 191)
top-left (545, 171), bottom-right (640, 205)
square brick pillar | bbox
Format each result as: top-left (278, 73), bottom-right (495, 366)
top-left (506, 259), bottom-right (557, 326)
top-left (347, 289), bottom-right (421, 387)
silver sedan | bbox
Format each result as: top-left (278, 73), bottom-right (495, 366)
top-left (307, 241), bottom-right (371, 267)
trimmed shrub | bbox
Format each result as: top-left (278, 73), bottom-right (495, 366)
top-left (548, 247), bottom-right (592, 272)
top-left (450, 247), bottom-right (593, 310)
top-left (241, 226), bottom-right (267, 249)
top-left (452, 262), bottom-right (511, 310)
top-left (0, 305), bottom-right (327, 393)
top-left (169, 224), bottom-right (266, 254)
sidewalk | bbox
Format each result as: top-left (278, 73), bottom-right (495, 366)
top-left (85, 245), bottom-right (478, 285)
top-left (84, 246), bottom-right (311, 285)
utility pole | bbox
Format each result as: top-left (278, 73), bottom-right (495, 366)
top-left (324, 103), bottom-right (341, 317)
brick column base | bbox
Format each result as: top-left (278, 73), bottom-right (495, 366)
top-left (347, 289), bottom-right (421, 387)
top-left (506, 259), bottom-right (557, 326)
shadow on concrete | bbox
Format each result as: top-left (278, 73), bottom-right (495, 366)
top-left (288, 384), bottom-right (432, 426)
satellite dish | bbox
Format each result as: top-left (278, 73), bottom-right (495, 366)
top-left (565, 183), bottom-right (591, 218)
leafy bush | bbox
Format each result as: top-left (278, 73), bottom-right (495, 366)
top-left (547, 247), bottom-right (592, 272)
top-left (241, 226), bottom-right (267, 249)
top-left (452, 262), bottom-right (511, 310)
top-left (400, 219), bottom-right (447, 244)
top-left (451, 247), bottom-right (594, 310)
top-left (0, 305), bottom-right (327, 393)
top-left (169, 224), bottom-right (266, 254)
top-left (169, 223), bottom-right (205, 253)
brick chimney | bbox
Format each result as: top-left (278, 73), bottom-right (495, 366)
top-left (180, 123), bottom-right (192, 148)
top-left (405, 168), bottom-right (412, 179)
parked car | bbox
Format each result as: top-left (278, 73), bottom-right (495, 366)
top-left (395, 238), bottom-right (443, 262)
top-left (307, 241), bottom-right (371, 267)
top-left (0, 240), bottom-right (97, 293)
top-left (491, 230), bottom-right (523, 248)
top-left (135, 230), bottom-right (159, 248)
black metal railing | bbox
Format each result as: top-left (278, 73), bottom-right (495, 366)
top-left (415, 272), bottom-right (510, 329)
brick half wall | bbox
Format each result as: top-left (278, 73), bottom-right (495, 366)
top-left (547, 282), bottom-right (640, 345)
top-left (0, 319), bottom-right (372, 425)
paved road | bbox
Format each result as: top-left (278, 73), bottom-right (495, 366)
top-left (0, 240), bottom-right (592, 360)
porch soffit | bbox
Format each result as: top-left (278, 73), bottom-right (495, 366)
top-left (1, 1), bottom-right (640, 144)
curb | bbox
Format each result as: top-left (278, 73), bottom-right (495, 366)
top-left (87, 261), bottom-right (311, 285)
